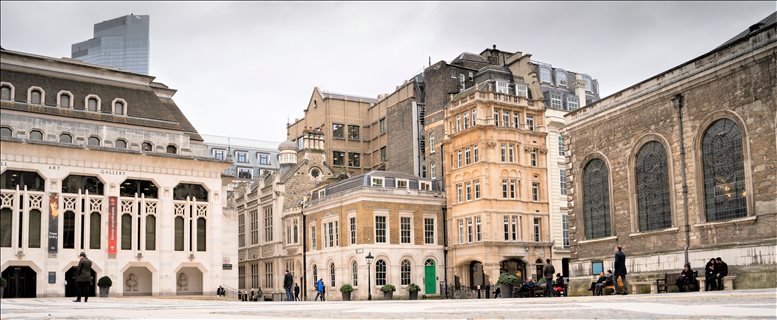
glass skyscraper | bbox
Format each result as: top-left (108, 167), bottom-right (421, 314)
top-left (71, 14), bottom-right (150, 75)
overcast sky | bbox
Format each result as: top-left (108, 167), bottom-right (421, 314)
top-left (1, 2), bottom-right (773, 143)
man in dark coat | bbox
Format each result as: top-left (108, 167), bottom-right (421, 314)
top-left (542, 259), bottom-right (555, 297)
top-left (283, 270), bottom-right (294, 301)
top-left (614, 245), bottom-right (628, 295)
top-left (73, 252), bottom-right (92, 302)
top-left (715, 257), bottom-right (728, 290)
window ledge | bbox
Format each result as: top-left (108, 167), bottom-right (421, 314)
top-left (694, 215), bottom-right (757, 228)
top-left (628, 227), bottom-right (679, 238)
top-left (577, 235), bottom-right (617, 245)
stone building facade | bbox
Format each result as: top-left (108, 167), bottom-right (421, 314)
top-left (231, 131), bottom-right (334, 300)
top-left (304, 170), bottom-right (444, 300)
top-left (0, 48), bottom-right (235, 298)
top-left (563, 13), bottom-right (777, 295)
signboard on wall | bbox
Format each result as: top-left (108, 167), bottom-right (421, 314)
top-left (107, 196), bottom-right (118, 255)
top-left (48, 193), bottom-right (59, 254)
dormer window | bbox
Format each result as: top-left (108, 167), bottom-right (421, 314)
top-left (539, 67), bottom-right (552, 84)
top-left (58, 91), bottom-right (73, 108)
top-left (142, 142), bottom-right (153, 152)
top-left (28, 87), bottom-right (44, 105)
top-left (29, 129), bottom-right (44, 141)
top-left (419, 181), bottom-right (431, 191)
top-left (1, 83), bottom-right (14, 101)
top-left (584, 76), bottom-right (593, 93)
top-left (85, 95), bottom-right (100, 112)
top-left (166, 144), bottom-right (177, 154)
top-left (59, 133), bottom-right (73, 144)
top-left (371, 177), bottom-right (385, 187)
top-left (556, 71), bottom-right (567, 87)
top-left (515, 84), bottom-right (528, 98)
top-left (495, 81), bottom-right (509, 94)
top-left (112, 99), bottom-right (127, 115)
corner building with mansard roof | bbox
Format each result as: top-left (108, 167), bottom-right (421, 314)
top-left (0, 48), bottom-right (235, 298)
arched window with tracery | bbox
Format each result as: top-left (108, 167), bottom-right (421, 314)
top-left (702, 118), bottom-right (747, 222)
top-left (400, 260), bottom-right (411, 285)
top-left (375, 259), bottom-right (387, 286)
top-left (636, 141), bottom-right (672, 231)
top-left (583, 158), bottom-right (610, 239)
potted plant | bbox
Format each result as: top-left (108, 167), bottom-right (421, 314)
top-left (380, 284), bottom-right (396, 300)
top-left (339, 284), bottom-right (354, 301)
top-left (497, 273), bottom-right (518, 298)
top-left (97, 276), bottom-right (112, 297)
top-left (0, 276), bottom-right (6, 299)
top-left (407, 283), bottom-right (420, 300)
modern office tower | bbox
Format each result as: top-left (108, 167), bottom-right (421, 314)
top-left (71, 14), bottom-right (150, 75)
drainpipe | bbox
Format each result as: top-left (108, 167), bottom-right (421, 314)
top-left (302, 206), bottom-right (307, 301)
top-left (672, 93), bottom-right (691, 265)
top-left (440, 142), bottom-right (449, 298)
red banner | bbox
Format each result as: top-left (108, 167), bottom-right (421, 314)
top-left (108, 196), bottom-right (118, 255)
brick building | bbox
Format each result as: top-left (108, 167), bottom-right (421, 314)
top-left (563, 13), bottom-right (777, 294)
top-left (304, 170), bottom-right (444, 300)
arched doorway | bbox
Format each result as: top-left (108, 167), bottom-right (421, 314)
top-left (500, 259), bottom-right (526, 282)
top-left (176, 267), bottom-right (203, 295)
top-left (469, 261), bottom-right (484, 289)
top-left (65, 267), bottom-right (96, 297)
top-left (1, 266), bottom-right (37, 298)
top-left (424, 259), bottom-right (436, 294)
top-left (123, 267), bottom-right (152, 296)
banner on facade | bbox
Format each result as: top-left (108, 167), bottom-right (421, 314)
top-left (108, 196), bottom-right (118, 255)
top-left (48, 193), bottom-right (59, 254)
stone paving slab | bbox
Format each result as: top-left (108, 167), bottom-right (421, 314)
top-left (1, 289), bottom-right (775, 319)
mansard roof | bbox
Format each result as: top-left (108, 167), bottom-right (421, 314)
top-left (0, 48), bottom-right (203, 141)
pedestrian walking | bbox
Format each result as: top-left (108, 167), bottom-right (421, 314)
top-left (73, 252), bottom-right (92, 302)
top-left (314, 278), bottom-right (326, 301)
top-left (294, 283), bottom-right (301, 301)
top-left (283, 270), bottom-right (294, 301)
top-left (614, 245), bottom-right (629, 295)
top-left (543, 259), bottom-right (555, 297)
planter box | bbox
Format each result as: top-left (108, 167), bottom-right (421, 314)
top-left (383, 291), bottom-right (393, 300)
top-left (409, 291), bottom-right (418, 300)
top-left (342, 291), bottom-right (351, 301)
top-left (99, 287), bottom-right (110, 297)
top-left (500, 284), bottom-right (513, 298)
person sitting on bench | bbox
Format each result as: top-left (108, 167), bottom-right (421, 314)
top-left (676, 262), bottom-right (696, 292)
top-left (589, 272), bottom-right (606, 292)
top-left (594, 270), bottom-right (614, 296)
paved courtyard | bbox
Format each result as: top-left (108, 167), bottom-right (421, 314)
top-left (1, 288), bottom-right (775, 319)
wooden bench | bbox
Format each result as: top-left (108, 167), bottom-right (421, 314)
top-left (600, 284), bottom-right (616, 295)
top-left (657, 271), bottom-right (699, 293)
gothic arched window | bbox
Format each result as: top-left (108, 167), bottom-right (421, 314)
top-left (583, 158), bottom-right (610, 239)
top-left (702, 118), bottom-right (747, 222)
top-left (636, 141), bottom-right (672, 231)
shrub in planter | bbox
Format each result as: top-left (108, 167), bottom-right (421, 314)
top-left (496, 273), bottom-right (518, 298)
top-left (408, 283), bottom-right (420, 300)
top-left (340, 284), bottom-right (353, 301)
top-left (380, 284), bottom-right (396, 300)
top-left (97, 276), bottom-right (112, 297)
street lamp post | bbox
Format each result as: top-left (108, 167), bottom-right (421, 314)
top-left (366, 252), bottom-right (374, 301)
top-left (672, 93), bottom-right (691, 265)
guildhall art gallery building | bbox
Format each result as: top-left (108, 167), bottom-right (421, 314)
top-left (0, 48), bottom-right (238, 298)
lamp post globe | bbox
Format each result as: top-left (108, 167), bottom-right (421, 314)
top-left (366, 252), bottom-right (374, 301)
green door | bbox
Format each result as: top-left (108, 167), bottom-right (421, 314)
top-left (424, 259), bottom-right (436, 294)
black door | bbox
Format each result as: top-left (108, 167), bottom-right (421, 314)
top-left (1, 266), bottom-right (37, 298)
top-left (65, 267), bottom-right (96, 297)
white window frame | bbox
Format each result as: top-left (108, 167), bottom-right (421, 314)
top-left (430, 162), bottom-right (437, 180)
top-left (496, 81), bottom-right (509, 94)
top-left (27, 86), bottom-right (45, 105)
top-left (456, 183), bottom-right (462, 203)
top-left (310, 224), bottom-right (317, 250)
top-left (562, 215), bottom-right (570, 248)
top-left (550, 92), bottom-right (562, 109)
top-left (423, 215), bottom-right (436, 245)
top-left (516, 84), bottom-right (528, 98)
top-left (560, 169), bottom-right (567, 195)
top-left (466, 217), bottom-right (473, 243)
top-left (429, 133), bottom-right (436, 153)
top-left (0, 82), bottom-right (15, 101)
top-left (400, 214), bottom-right (413, 244)
top-left (396, 179), bottom-right (409, 189)
top-left (236, 151), bottom-right (248, 163)
top-left (459, 74), bottom-right (466, 90)
top-left (371, 177), bottom-right (385, 187)
top-left (348, 213), bottom-right (357, 245)
top-left (457, 219), bottom-right (464, 244)
top-left (533, 217), bottom-right (541, 242)
top-left (464, 147), bottom-right (471, 165)
top-left (540, 67), bottom-right (552, 84)
top-left (457, 150), bottom-right (462, 168)
top-left (473, 145), bottom-right (479, 162)
top-left (465, 181), bottom-right (472, 201)
top-left (526, 115), bottom-right (535, 131)
top-left (237, 167), bottom-right (253, 180)
top-left (566, 95), bottom-right (579, 110)
top-left (374, 212), bottom-right (388, 244)
top-left (474, 179), bottom-right (481, 199)
top-left (112, 98), bottom-right (127, 115)
top-left (57, 90), bottom-right (73, 108)
top-left (419, 181), bottom-right (432, 191)
top-left (213, 149), bottom-right (225, 160)
top-left (318, 189), bottom-right (326, 198)
top-left (531, 150), bottom-right (538, 167)
top-left (532, 182), bottom-right (540, 201)
top-left (84, 94), bottom-right (101, 112)
top-left (556, 71), bottom-right (567, 87)
top-left (475, 216), bottom-right (482, 242)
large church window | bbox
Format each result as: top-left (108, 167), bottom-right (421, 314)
top-left (146, 215), bottom-right (156, 250)
top-left (90, 212), bottom-right (101, 249)
top-left (62, 175), bottom-right (104, 195)
top-left (636, 141), bottom-right (672, 231)
top-left (28, 209), bottom-right (41, 248)
top-left (1, 170), bottom-right (45, 192)
top-left (174, 184), bottom-right (208, 201)
top-left (197, 217), bottom-right (206, 251)
top-left (120, 179), bottom-right (158, 198)
top-left (702, 118), bottom-right (747, 222)
top-left (121, 213), bottom-right (132, 250)
top-left (583, 158), bottom-right (611, 239)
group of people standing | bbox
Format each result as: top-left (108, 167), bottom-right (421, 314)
top-left (282, 270), bottom-right (301, 301)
